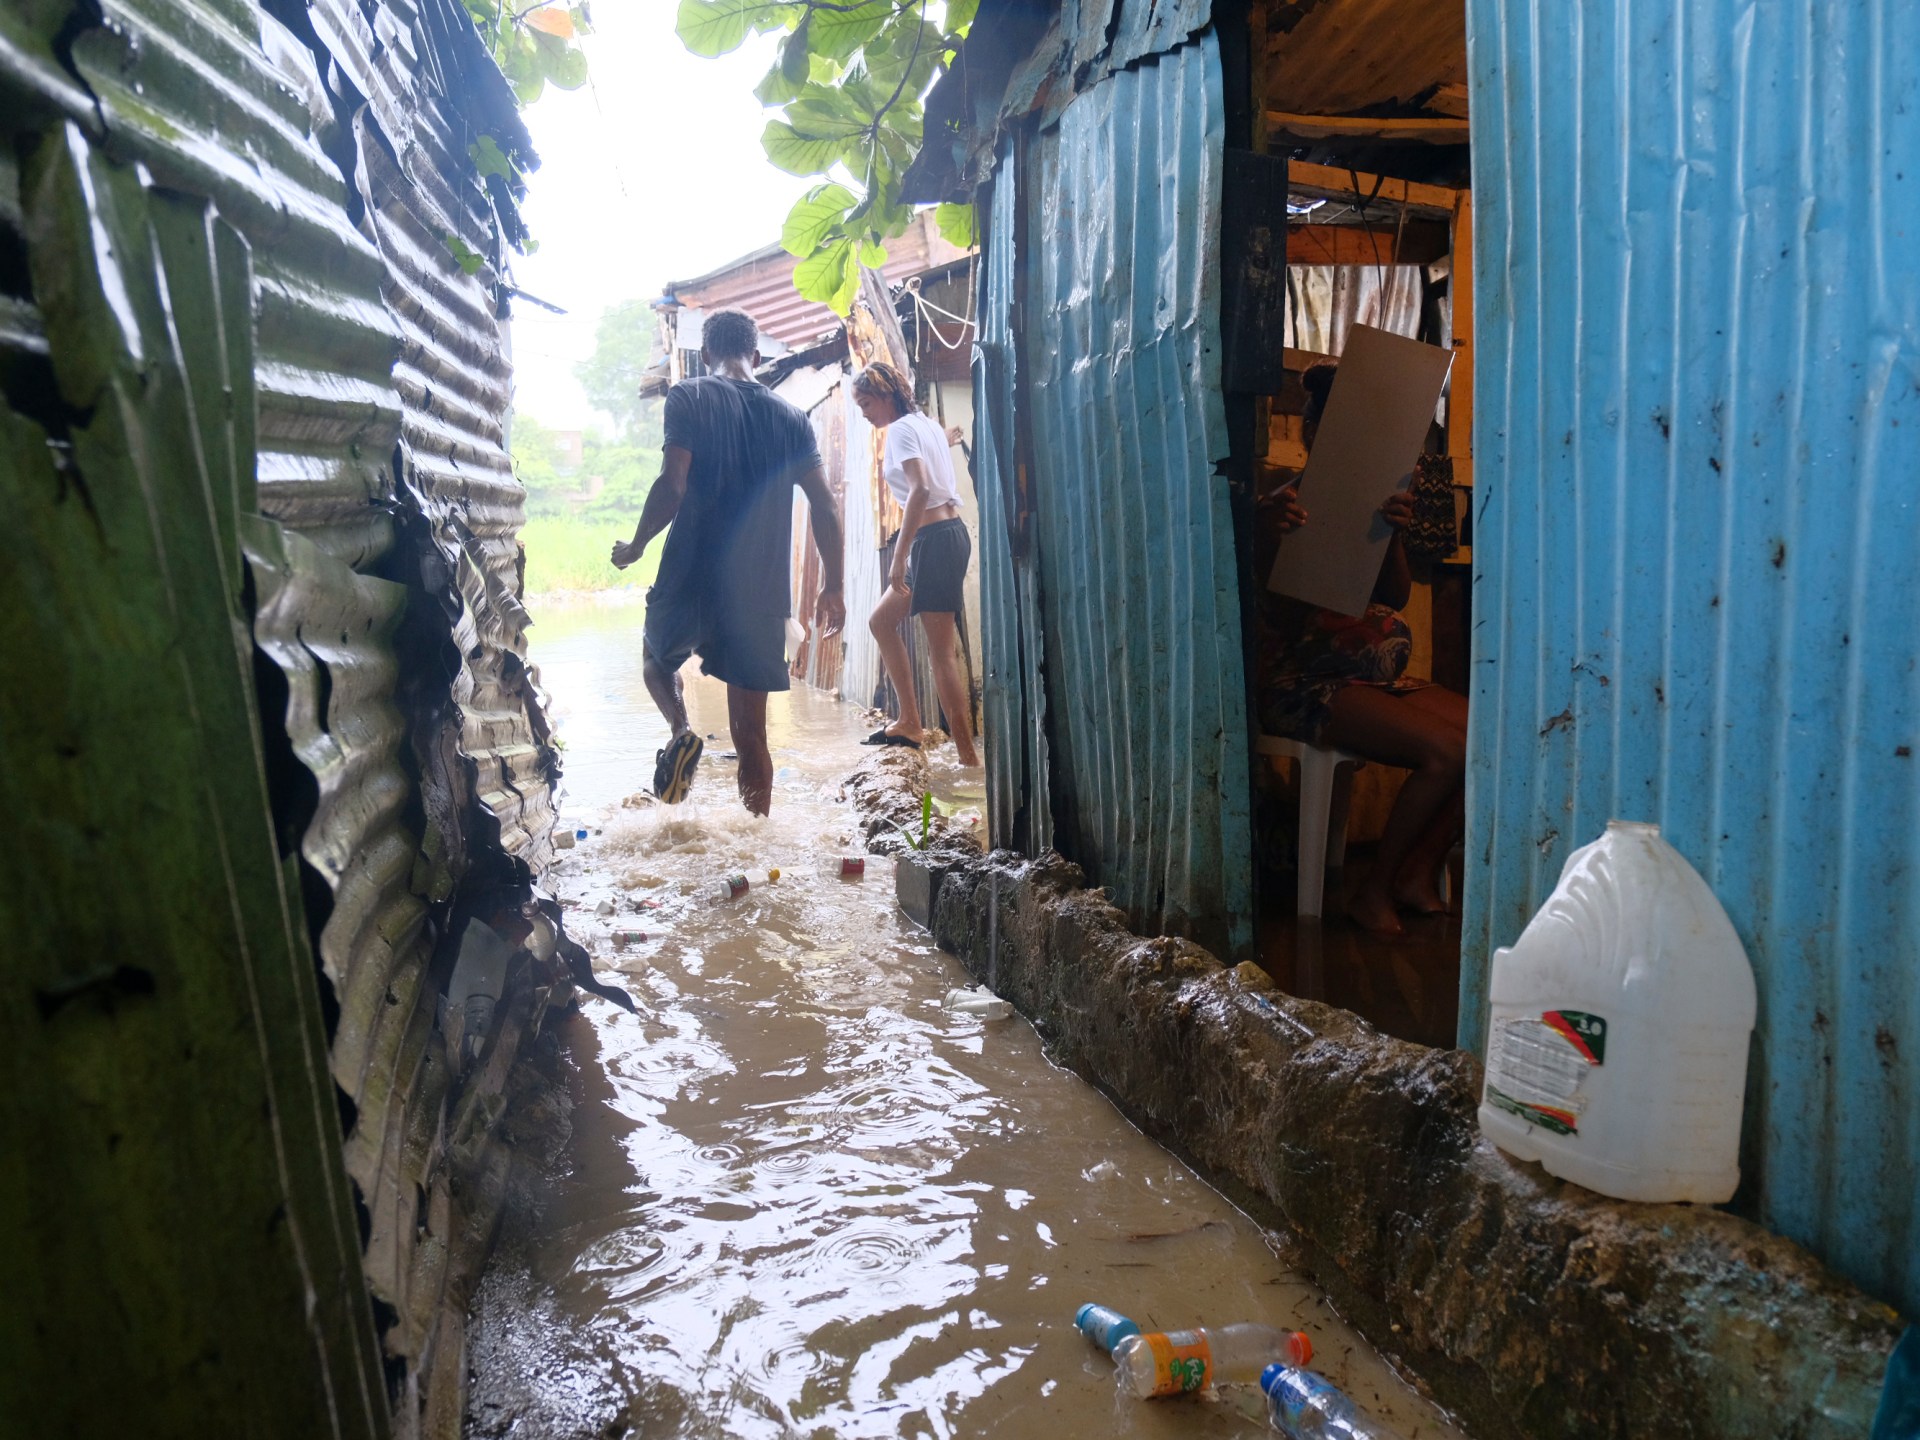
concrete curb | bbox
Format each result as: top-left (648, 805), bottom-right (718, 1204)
top-left (847, 756), bottom-right (1901, 1440)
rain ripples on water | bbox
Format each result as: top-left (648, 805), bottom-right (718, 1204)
top-left (466, 598), bottom-right (1467, 1440)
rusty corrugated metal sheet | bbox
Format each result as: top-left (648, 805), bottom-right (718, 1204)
top-left (1463, 0), bottom-right (1920, 1318)
top-left (666, 212), bottom-right (966, 350)
top-left (1021, 33), bottom-right (1251, 959)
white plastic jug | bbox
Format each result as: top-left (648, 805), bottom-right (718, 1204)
top-left (1477, 820), bottom-right (1757, 1203)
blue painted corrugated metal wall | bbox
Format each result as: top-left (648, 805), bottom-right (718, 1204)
top-left (975, 135), bottom-right (1055, 859)
top-left (1026, 33), bottom-right (1252, 959)
top-left (1463, 0), bottom-right (1920, 1316)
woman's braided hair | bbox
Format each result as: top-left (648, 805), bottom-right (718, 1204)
top-left (853, 360), bottom-right (917, 419)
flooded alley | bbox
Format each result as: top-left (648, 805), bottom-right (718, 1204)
top-left (464, 598), bottom-right (1467, 1440)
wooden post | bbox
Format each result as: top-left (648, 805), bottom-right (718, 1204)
top-left (1449, 189), bottom-right (1474, 491)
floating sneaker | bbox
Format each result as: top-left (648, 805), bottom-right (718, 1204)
top-left (652, 730), bottom-right (703, 804)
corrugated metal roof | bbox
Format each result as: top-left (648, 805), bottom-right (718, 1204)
top-left (1463, 0), bottom-right (1920, 1318)
top-left (1023, 33), bottom-right (1252, 959)
top-left (665, 211), bottom-right (967, 350)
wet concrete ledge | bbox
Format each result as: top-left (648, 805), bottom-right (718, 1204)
top-left (846, 752), bottom-right (1901, 1440)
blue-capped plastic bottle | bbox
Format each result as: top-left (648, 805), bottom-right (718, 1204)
top-left (1260, 1362), bottom-right (1404, 1439)
top-left (1074, 1302), bottom-right (1141, 1354)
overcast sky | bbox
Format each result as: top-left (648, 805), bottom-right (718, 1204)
top-left (504, 11), bottom-right (811, 430)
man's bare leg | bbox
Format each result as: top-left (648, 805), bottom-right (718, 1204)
top-left (727, 684), bottom-right (772, 816)
top-left (643, 642), bottom-right (690, 736)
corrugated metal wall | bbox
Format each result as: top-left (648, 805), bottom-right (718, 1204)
top-left (1463, 0), bottom-right (1920, 1317)
top-left (2, 0), bottom-right (572, 1423)
top-left (1, 4), bottom-right (394, 1426)
top-left (975, 136), bottom-right (1055, 858)
top-left (1023, 32), bottom-right (1252, 959)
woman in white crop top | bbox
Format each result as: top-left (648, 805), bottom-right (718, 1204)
top-left (851, 362), bottom-right (979, 765)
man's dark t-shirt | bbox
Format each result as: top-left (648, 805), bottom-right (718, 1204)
top-left (656, 375), bottom-right (822, 616)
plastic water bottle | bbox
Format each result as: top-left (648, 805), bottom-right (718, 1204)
top-left (1113, 1324), bottom-right (1313, 1398)
top-left (1477, 819), bottom-right (1757, 1202)
top-left (611, 929), bottom-right (647, 949)
top-left (944, 986), bottom-right (1012, 1019)
top-left (1074, 1302), bottom-right (1140, 1354)
top-left (1261, 1362), bottom-right (1402, 1439)
top-left (822, 856), bottom-right (868, 878)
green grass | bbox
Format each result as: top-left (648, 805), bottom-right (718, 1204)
top-left (519, 515), bottom-right (660, 597)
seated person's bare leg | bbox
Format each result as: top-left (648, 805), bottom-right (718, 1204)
top-left (727, 685), bottom-right (772, 817)
top-left (868, 583), bottom-right (924, 741)
top-left (1318, 685), bottom-right (1467, 936)
top-left (1387, 687), bottom-right (1469, 912)
top-left (918, 610), bottom-right (979, 765)
top-left (1395, 786), bottom-right (1465, 914)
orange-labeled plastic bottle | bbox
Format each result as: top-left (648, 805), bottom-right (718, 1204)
top-left (1113, 1324), bottom-right (1312, 1398)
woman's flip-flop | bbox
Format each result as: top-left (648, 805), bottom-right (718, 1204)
top-left (861, 727), bottom-right (920, 748)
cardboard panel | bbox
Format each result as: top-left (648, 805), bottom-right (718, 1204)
top-left (1267, 323), bottom-right (1453, 617)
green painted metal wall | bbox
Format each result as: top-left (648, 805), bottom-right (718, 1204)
top-left (0, 121), bottom-right (388, 1439)
top-left (1, 0), bottom-right (569, 1425)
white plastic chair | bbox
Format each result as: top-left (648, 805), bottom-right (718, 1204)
top-left (1257, 735), bottom-right (1366, 919)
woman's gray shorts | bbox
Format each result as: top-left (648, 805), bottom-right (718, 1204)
top-left (906, 518), bottom-right (971, 616)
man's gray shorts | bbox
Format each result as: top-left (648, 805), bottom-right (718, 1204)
top-left (644, 585), bottom-right (790, 693)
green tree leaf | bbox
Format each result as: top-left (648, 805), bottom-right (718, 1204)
top-left (793, 235), bottom-right (854, 308)
top-left (444, 233), bottom-right (486, 275)
top-left (782, 14), bottom-right (811, 80)
top-left (676, 0), bottom-right (769, 57)
top-left (547, 44), bottom-right (589, 88)
top-left (944, 0), bottom-right (979, 34)
top-left (862, 15), bottom-right (940, 99)
top-left (810, 0), bottom-right (894, 60)
top-left (762, 119), bottom-right (851, 176)
top-left (859, 238), bottom-right (888, 268)
top-left (781, 182), bottom-right (857, 257)
top-left (469, 134), bottom-right (517, 182)
top-left (933, 201), bottom-right (976, 248)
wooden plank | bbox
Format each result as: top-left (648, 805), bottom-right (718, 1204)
top-left (1448, 189), bottom-right (1475, 483)
top-left (1268, 110), bottom-right (1470, 143)
top-left (1285, 159), bottom-right (1462, 215)
top-left (1284, 222), bottom-right (1454, 267)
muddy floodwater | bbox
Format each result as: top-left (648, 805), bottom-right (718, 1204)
top-left (467, 597), bottom-right (1468, 1440)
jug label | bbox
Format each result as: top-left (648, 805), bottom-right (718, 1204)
top-left (1484, 1009), bottom-right (1607, 1135)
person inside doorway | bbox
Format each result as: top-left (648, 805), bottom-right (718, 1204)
top-left (610, 307), bottom-right (846, 815)
top-left (851, 362), bottom-right (981, 767)
top-left (1255, 360), bottom-right (1467, 935)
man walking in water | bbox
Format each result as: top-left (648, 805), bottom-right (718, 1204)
top-left (611, 308), bottom-right (845, 815)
